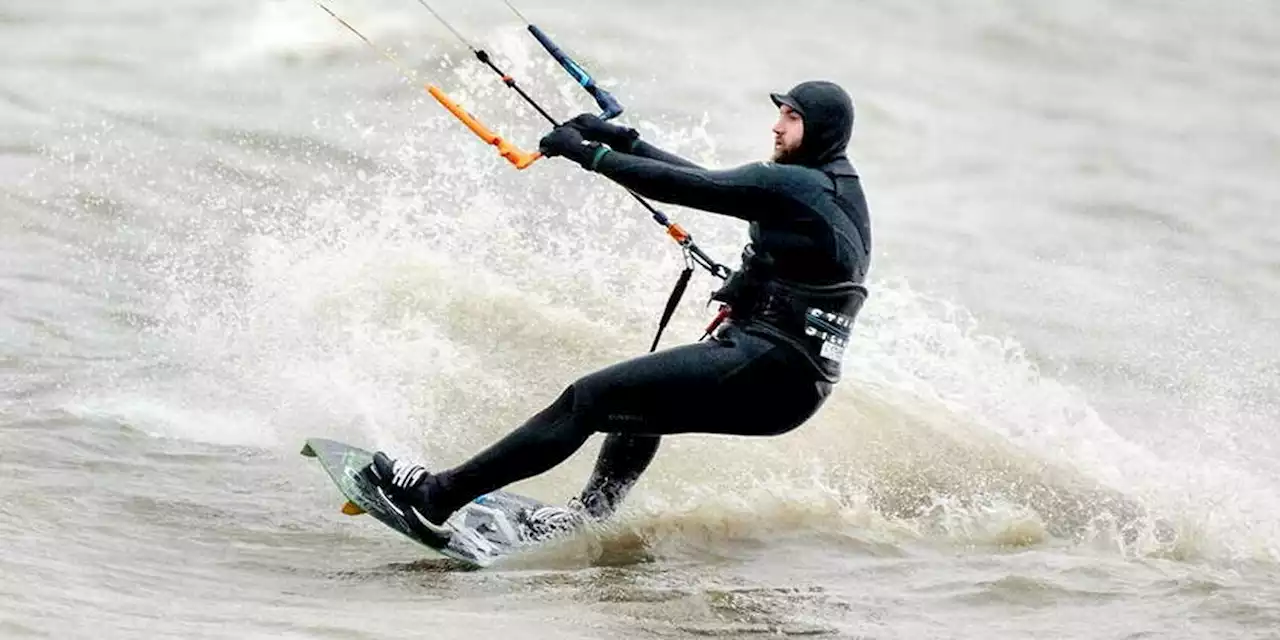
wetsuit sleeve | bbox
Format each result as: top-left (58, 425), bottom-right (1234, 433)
top-left (592, 151), bottom-right (794, 223)
top-left (625, 140), bottom-right (704, 170)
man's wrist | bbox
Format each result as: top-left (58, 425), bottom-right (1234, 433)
top-left (588, 145), bottom-right (611, 170)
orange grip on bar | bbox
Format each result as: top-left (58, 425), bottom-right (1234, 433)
top-left (426, 85), bottom-right (541, 170)
top-left (666, 223), bottom-right (690, 244)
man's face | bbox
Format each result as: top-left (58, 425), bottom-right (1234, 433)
top-left (771, 104), bottom-right (804, 162)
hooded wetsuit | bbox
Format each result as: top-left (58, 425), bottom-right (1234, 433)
top-left (420, 81), bottom-right (873, 521)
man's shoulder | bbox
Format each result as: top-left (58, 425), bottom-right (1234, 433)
top-left (740, 162), bottom-right (832, 200)
top-left (737, 160), bottom-right (827, 183)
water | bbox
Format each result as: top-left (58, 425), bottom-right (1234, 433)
top-left (3, 0), bottom-right (1279, 637)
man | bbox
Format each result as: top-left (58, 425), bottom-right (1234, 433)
top-left (367, 81), bottom-right (872, 543)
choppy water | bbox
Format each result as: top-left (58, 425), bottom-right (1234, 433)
top-left (3, 0), bottom-right (1279, 638)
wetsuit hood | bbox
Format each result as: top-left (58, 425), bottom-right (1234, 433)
top-left (769, 81), bottom-right (855, 167)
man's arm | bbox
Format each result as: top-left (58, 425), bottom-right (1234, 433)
top-left (592, 150), bottom-right (801, 223)
top-left (624, 140), bottom-right (705, 170)
top-left (565, 114), bottom-right (705, 170)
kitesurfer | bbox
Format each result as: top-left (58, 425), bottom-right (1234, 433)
top-left (367, 80), bottom-right (873, 542)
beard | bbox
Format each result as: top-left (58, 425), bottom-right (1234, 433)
top-left (771, 143), bottom-right (801, 164)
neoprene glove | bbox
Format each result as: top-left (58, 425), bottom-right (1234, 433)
top-left (539, 124), bottom-right (603, 169)
top-left (568, 113), bottom-right (639, 151)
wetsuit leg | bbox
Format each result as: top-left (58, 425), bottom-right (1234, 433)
top-left (426, 326), bottom-right (830, 519)
top-left (577, 433), bottom-right (661, 518)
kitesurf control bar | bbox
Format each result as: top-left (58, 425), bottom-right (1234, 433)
top-left (313, 1), bottom-right (539, 170)
top-left (426, 86), bottom-right (539, 169)
top-left (499, 0), bottom-right (624, 120)
top-left (314, 0), bottom-right (729, 350)
top-left (413, 0), bottom-right (729, 280)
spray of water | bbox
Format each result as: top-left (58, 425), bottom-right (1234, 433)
top-left (35, 11), bottom-right (1280, 570)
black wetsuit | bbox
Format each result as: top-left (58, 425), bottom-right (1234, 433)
top-left (425, 81), bottom-right (873, 521)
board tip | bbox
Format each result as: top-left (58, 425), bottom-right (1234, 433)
top-left (300, 441), bottom-right (317, 458)
top-left (342, 501), bottom-right (367, 516)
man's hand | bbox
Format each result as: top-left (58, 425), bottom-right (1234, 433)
top-left (539, 124), bottom-right (603, 169)
top-left (567, 113), bottom-right (639, 151)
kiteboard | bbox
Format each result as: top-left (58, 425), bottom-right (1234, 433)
top-left (301, 437), bottom-right (580, 568)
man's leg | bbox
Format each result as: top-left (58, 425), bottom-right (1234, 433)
top-left (372, 328), bottom-right (827, 525)
top-left (421, 383), bottom-right (595, 522)
top-left (568, 329), bottom-right (832, 520)
top-left (420, 336), bottom-right (748, 523)
top-left (577, 434), bottom-right (661, 519)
